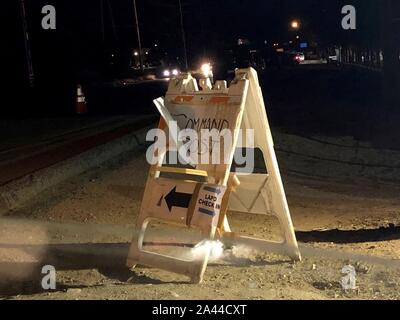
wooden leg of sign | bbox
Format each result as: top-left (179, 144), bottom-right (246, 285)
top-left (190, 227), bottom-right (217, 284)
top-left (216, 177), bottom-right (300, 260)
top-left (217, 190), bottom-right (231, 236)
top-left (126, 218), bottom-right (148, 269)
top-left (216, 174), bottom-right (241, 237)
top-left (260, 187), bottom-right (301, 261)
top-left (126, 245), bottom-right (138, 270)
top-left (126, 218), bottom-right (216, 284)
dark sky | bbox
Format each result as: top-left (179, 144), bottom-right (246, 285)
top-left (104, 0), bottom-right (383, 54)
top-left (4, 0), bottom-right (386, 85)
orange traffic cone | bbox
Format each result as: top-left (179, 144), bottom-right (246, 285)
top-left (76, 84), bottom-right (87, 114)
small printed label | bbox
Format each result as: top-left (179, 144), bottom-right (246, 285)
top-left (191, 184), bottom-right (226, 228)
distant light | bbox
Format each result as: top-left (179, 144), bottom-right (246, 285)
top-left (111, 54), bottom-right (114, 57)
top-left (154, 44), bottom-right (158, 47)
top-left (163, 70), bottom-right (170, 77)
top-left (201, 63), bottom-right (212, 78)
top-left (172, 69), bottom-right (179, 76)
top-left (145, 51), bottom-right (149, 55)
top-left (295, 53), bottom-right (305, 62)
top-left (134, 51), bottom-right (138, 56)
top-left (296, 36), bottom-right (300, 39)
top-left (291, 20), bottom-right (300, 30)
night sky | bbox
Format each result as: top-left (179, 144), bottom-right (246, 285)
top-left (3, 0), bottom-right (387, 87)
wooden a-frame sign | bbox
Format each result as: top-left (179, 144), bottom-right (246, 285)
top-left (127, 68), bottom-right (301, 283)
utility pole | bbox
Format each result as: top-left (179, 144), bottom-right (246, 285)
top-left (107, 0), bottom-right (118, 43)
top-left (133, 0), bottom-right (144, 72)
top-left (20, 0), bottom-right (34, 87)
top-left (178, 0), bottom-right (189, 70)
top-left (100, 0), bottom-right (105, 45)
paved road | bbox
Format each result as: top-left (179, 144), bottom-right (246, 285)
top-left (0, 115), bottom-right (156, 186)
top-left (0, 79), bottom-right (167, 185)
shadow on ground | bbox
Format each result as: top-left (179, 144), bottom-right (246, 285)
top-left (2, 224), bottom-right (400, 297)
top-left (0, 243), bottom-right (154, 297)
top-left (296, 224), bottom-right (400, 244)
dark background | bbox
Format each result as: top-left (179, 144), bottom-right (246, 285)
top-left (3, 0), bottom-right (386, 84)
top-left (1, 0), bottom-right (399, 117)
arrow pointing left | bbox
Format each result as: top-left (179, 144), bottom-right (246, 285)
top-left (164, 187), bottom-right (193, 212)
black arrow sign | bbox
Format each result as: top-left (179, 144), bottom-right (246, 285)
top-left (164, 187), bottom-right (192, 212)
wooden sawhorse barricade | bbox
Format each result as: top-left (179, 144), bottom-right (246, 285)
top-left (127, 68), bottom-right (301, 283)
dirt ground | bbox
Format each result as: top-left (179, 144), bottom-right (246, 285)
top-left (1, 132), bottom-right (400, 300)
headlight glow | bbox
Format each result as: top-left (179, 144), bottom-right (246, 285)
top-left (201, 63), bottom-right (212, 78)
top-left (163, 70), bottom-right (170, 77)
top-left (172, 69), bottom-right (179, 76)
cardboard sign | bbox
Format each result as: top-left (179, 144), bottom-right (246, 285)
top-left (127, 68), bottom-right (300, 284)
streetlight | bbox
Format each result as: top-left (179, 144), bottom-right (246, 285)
top-left (290, 20), bottom-right (300, 30)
